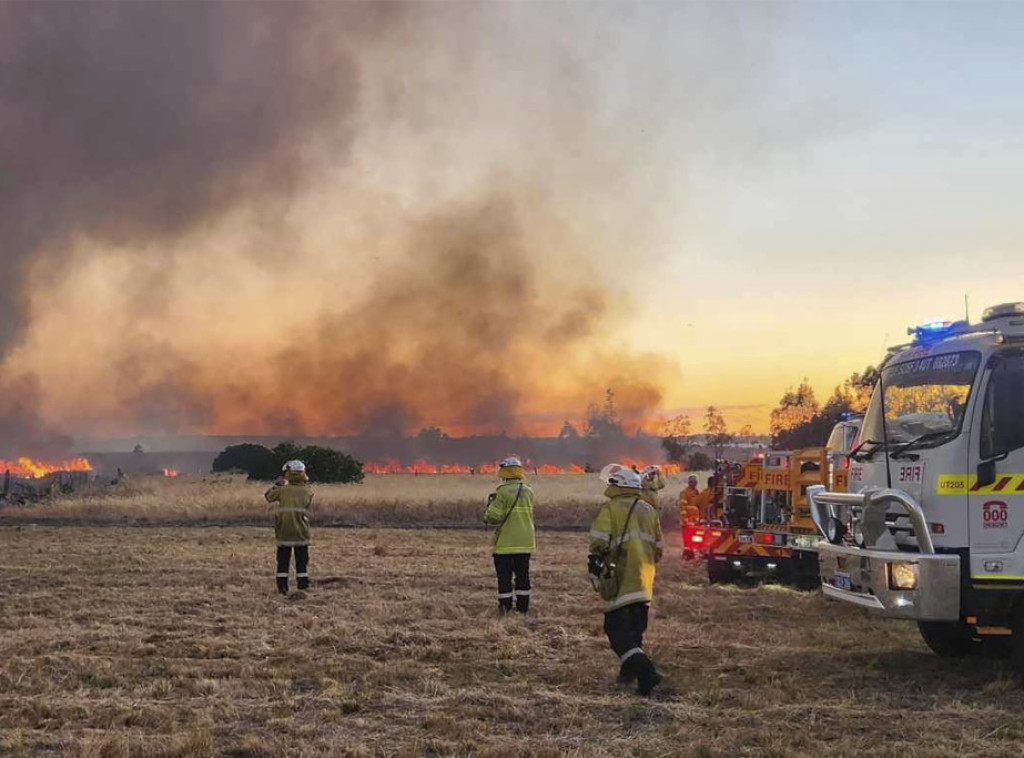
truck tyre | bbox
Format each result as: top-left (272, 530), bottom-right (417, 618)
top-left (707, 560), bottom-right (732, 585)
top-left (917, 621), bottom-right (973, 658)
top-left (1010, 603), bottom-right (1024, 673)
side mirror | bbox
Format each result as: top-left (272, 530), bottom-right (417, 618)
top-left (977, 459), bottom-right (997, 488)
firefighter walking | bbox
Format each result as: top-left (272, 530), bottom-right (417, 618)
top-left (484, 457), bottom-right (536, 614)
top-left (588, 464), bottom-right (665, 696)
top-left (265, 459), bottom-right (314, 596)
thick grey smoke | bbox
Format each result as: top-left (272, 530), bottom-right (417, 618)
top-left (0, 1), bottom-right (813, 449)
top-left (0, 1), bottom-right (401, 453)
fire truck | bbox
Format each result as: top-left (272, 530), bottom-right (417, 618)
top-left (810, 303), bottom-right (1024, 664)
top-left (692, 436), bottom-right (854, 587)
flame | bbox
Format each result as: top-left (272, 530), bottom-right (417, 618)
top-left (361, 460), bottom-right (622, 475)
top-left (163, 468), bottom-right (179, 478)
top-left (0, 456), bottom-right (93, 479)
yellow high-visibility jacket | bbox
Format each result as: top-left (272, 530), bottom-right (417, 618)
top-left (589, 486), bottom-right (664, 611)
top-left (679, 486), bottom-right (701, 523)
top-left (484, 479), bottom-right (536, 554)
top-left (265, 483), bottom-right (314, 546)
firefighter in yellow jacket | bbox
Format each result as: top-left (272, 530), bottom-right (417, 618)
top-left (483, 457), bottom-right (536, 614)
top-left (639, 465), bottom-right (666, 509)
top-left (588, 464), bottom-right (665, 696)
top-left (679, 475), bottom-right (701, 524)
top-left (265, 460), bottom-right (314, 596)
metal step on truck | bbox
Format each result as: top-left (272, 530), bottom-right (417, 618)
top-left (810, 302), bottom-right (1024, 663)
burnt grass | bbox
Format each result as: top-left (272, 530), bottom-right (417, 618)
top-left (3, 526), bottom-right (1024, 758)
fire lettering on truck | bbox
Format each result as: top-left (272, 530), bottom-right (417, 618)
top-left (983, 500), bottom-right (1009, 529)
top-left (897, 464), bottom-right (923, 484)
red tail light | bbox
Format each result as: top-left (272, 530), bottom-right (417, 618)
top-left (930, 523), bottom-right (945, 534)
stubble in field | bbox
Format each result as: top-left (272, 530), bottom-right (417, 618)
top-left (3, 526), bottom-right (1024, 758)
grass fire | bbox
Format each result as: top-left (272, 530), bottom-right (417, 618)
top-left (2, 1), bottom-right (1022, 757)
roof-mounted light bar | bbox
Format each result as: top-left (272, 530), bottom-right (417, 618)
top-left (982, 302), bottom-right (1024, 323)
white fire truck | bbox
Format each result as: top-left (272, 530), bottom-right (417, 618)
top-left (810, 302), bottom-right (1024, 662)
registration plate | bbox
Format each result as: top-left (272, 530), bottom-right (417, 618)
top-left (831, 572), bottom-right (852, 591)
top-left (738, 534), bottom-right (752, 544)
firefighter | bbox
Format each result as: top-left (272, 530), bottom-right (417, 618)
top-left (588, 464), bottom-right (664, 696)
top-left (265, 460), bottom-right (314, 596)
top-left (639, 465), bottom-right (666, 509)
top-left (679, 475), bottom-right (701, 524)
top-left (695, 475), bottom-right (719, 523)
top-left (484, 457), bottom-right (536, 614)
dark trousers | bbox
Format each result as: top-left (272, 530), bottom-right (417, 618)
top-left (604, 602), bottom-right (659, 692)
top-left (276, 545), bottom-right (309, 594)
top-left (493, 553), bottom-right (531, 613)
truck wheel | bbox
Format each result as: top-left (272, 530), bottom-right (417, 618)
top-left (707, 560), bottom-right (732, 585)
top-left (917, 621), bottom-right (973, 658)
top-left (1010, 604), bottom-right (1024, 672)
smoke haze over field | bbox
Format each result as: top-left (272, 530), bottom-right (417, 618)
top-left (0, 1), bottom-right (811, 451)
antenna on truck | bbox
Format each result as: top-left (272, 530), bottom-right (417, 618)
top-left (965, 293), bottom-right (970, 322)
top-left (878, 370), bottom-right (893, 489)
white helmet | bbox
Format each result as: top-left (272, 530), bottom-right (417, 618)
top-left (282, 460), bottom-right (306, 473)
top-left (599, 463), bottom-right (642, 489)
top-left (640, 465), bottom-right (662, 483)
top-left (499, 456), bottom-right (522, 468)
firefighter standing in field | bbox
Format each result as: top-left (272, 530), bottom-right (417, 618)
top-left (265, 460), bottom-right (314, 596)
top-left (588, 464), bottom-right (664, 696)
top-left (695, 475), bottom-right (719, 523)
top-left (679, 475), bottom-right (701, 525)
top-left (484, 457), bottom-right (536, 614)
top-left (639, 465), bottom-right (666, 509)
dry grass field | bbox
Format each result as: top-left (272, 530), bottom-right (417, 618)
top-left (4, 522), bottom-right (1024, 758)
top-left (0, 473), bottom-right (706, 530)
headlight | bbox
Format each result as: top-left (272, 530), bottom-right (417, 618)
top-left (825, 517), bottom-right (847, 544)
top-left (889, 561), bottom-right (919, 590)
top-left (853, 522), bottom-right (866, 548)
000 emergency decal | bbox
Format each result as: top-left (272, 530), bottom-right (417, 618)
top-left (937, 474), bottom-right (1024, 495)
top-left (983, 500), bottom-right (1009, 529)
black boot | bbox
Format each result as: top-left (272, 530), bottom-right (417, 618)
top-left (276, 577), bottom-right (289, 595)
top-left (498, 597), bottom-right (513, 615)
top-left (297, 576), bottom-right (310, 591)
top-left (515, 593), bottom-right (530, 614)
top-left (616, 659), bottom-right (637, 686)
top-left (635, 654), bottom-right (662, 696)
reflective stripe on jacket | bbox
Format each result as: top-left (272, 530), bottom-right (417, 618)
top-left (589, 487), bottom-right (664, 611)
top-left (484, 480), bottom-right (536, 554)
top-left (265, 484), bottom-right (314, 546)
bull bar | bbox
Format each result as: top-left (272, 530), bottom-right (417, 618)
top-left (807, 485), bottom-right (961, 621)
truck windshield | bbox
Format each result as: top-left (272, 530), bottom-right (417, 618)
top-left (862, 350), bottom-right (981, 446)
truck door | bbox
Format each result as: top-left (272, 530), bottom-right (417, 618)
top-left (969, 350), bottom-right (1024, 577)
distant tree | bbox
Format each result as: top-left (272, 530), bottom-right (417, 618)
top-left (704, 406), bottom-right (733, 459)
top-left (212, 443), bottom-right (279, 480)
top-left (660, 414), bottom-right (693, 463)
top-left (416, 426), bottom-right (448, 443)
top-left (212, 442), bottom-right (363, 483)
top-left (686, 451), bottom-right (715, 472)
top-left (558, 421), bottom-right (580, 439)
top-left (772, 366), bottom-right (878, 449)
top-left (769, 380), bottom-right (820, 438)
top-left (584, 388), bottom-right (624, 438)
top-left (132, 443), bottom-right (144, 454)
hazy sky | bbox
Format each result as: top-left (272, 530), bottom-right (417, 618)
top-left (2, 0), bottom-right (1023, 444)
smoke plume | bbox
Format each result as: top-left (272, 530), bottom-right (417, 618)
top-left (0, 1), bottom-right (791, 450)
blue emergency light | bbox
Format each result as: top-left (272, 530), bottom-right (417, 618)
top-left (908, 319), bottom-right (968, 345)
